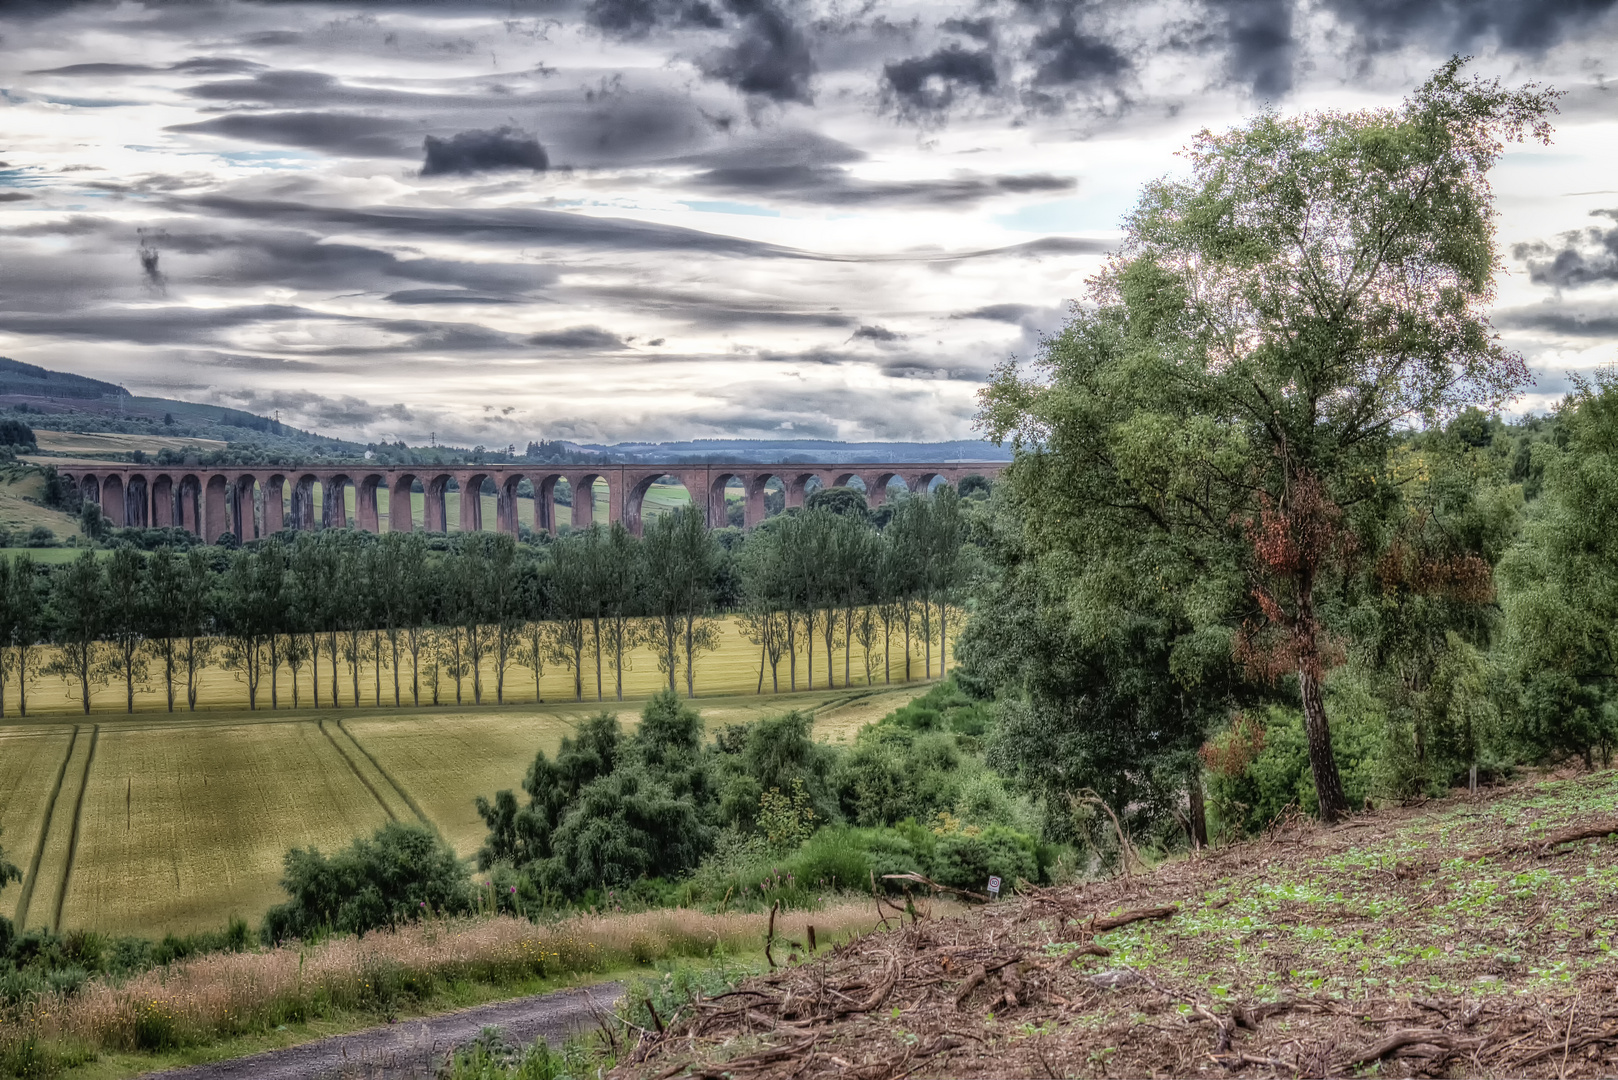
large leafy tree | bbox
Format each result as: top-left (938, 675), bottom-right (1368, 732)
top-left (979, 62), bottom-right (1554, 822)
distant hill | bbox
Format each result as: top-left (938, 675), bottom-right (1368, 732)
top-left (0, 357), bottom-right (130, 401)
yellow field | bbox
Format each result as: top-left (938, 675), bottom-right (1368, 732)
top-left (1, 613), bottom-right (953, 716)
top-left (0, 466), bottom-right (85, 538)
top-left (0, 682), bottom-right (932, 936)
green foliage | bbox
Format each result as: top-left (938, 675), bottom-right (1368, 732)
top-left (262, 821), bottom-right (472, 941)
top-left (804, 485), bottom-right (868, 519)
top-left (931, 825), bottom-right (1039, 893)
top-left (1206, 702), bottom-right (1384, 836)
top-left (758, 779), bottom-right (816, 853)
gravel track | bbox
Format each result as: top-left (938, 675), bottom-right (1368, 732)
top-left (140, 981), bottom-right (624, 1080)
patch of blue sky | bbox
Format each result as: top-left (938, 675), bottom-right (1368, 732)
top-left (681, 200), bottom-right (781, 218)
top-left (0, 168), bottom-right (49, 189)
top-left (995, 195), bottom-right (1130, 234)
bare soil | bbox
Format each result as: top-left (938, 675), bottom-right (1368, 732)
top-left (613, 767), bottom-right (1618, 1078)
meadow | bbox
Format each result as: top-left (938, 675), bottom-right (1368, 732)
top-left (0, 681), bottom-right (929, 937)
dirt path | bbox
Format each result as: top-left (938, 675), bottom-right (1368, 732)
top-left (141, 981), bottom-right (624, 1080)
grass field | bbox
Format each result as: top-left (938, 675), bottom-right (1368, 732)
top-left (0, 466), bottom-right (84, 540)
top-left (30, 431), bottom-right (228, 458)
top-left (0, 680), bottom-right (932, 937)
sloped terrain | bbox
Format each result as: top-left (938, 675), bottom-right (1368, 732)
top-left (613, 768), bottom-right (1618, 1079)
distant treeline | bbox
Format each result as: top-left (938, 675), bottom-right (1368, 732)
top-left (0, 486), bottom-right (979, 716)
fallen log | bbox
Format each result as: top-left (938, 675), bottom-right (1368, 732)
top-left (1338, 1028), bottom-right (1484, 1069)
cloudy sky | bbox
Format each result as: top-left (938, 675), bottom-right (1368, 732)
top-left (1, 0), bottom-right (1616, 446)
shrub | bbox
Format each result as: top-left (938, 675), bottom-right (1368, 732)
top-left (262, 822), bottom-right (472, 941)
top-left (930, 825), bottom-right (1039, 893)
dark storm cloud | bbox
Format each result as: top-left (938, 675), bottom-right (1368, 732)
top-left (1028, 9), bottom-right (1131, 88)
top-left (940, 17), bottom-right (994, 42)
top-left (1514, 217), bottom-right (1618, 289)
top-left (421, 127), bottom-right (549, 176)
top-left (1496, 308), bottom-right (1618, 338)
top-left (689, 163), bottom-right (1072, 206)
top-left (0, 193), bottom-right (34, 203)
top-left (528, 326), bottom-right (629, 349)
top-left (852, 324), bottom-right (902, 341)
top-left (173, 196), bottom-right (806, 259)
top-left (0, 304), bottom-right (346, 346)
top-left (585, 0), bottom-right (724, 37)
top-left (169, 112), bottom-right (420, 158)
top-left (1319, 0), bottom-right (1618, 54)
top-left (699, 0), bottom-right (816, 103)
top-left (881, 45), bottom-right (997, 116)
top-left (30, 56), bottom-right (264, 76)
top-left (1212, 0), bottom-right (1294, 98)
top-left (952, 303), bottom-right (1037, 323)
top-left (384, 289), bottom-right (519, 305)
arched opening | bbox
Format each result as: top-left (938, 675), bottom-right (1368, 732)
top-left (424, 474), bottom-right (451, 532)
top-left (710, 473), bottom-right (748, 528)
top-left (204, 475), bottom-right (228, 542)
top-left (832, 473), bottom-right (870, 497)
top-left (230, 475), bottom-right (259, 541)
top-left (915, 473), bottom-right (946, 495)
top-left (126, 474), bottom-right (150, 528)
top-left (562, 474), bottom-right (608, 530)
top-left (387, 473), bottom-right (418, 532)
top-left (455, 473), bottom-right (492, 531)
top-left (745, 474), bottom-right (787, 525)
top-left (640, 474), bottom-right (692, 527)
top-left (355, 473), bottom-right (384, 532)
top-left (177, 475), bottom-right (202, 534)
top-left (876, 473), bottom-right (910, 502)
top-left (151, 475), bottom-right (174, 528)
top-left (262, 474), bottom-right (287, 534)
top-left (102, 474), bottom-right (126, 527)
top-left (323, 475), bottom-right (352, 529)
top-left (498, 474), bottom-right (527, 536)
top-left (292, 475), bottom-right (319, 530)
top-left (534, 473), bottom-right (563, 533)
top-left (80, 475), bottom-right (101, 513)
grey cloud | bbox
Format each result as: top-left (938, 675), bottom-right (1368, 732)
top-left (852, 324), bottom-right (903, 341)
top-left (940, 17), bottom-right (995, 41)
top-left (168, 112), bottom-right (420, 158)
top-left (690, 163), bottom-right (1073, 206)
top-left (0, 193), bottom-right (34, 203)
top-left (29, 56), bottom-right (264, 76)
top-left (882, 45), bottom-right (997, 116)
top-left (586, 0), bottom-right (724, 36)
top-left (421, 127), bottom-right (549, 176)
top-left (528, 326), bottom-right (628, 349)
top-left (1029, 10), bottom-right (1131, 88)
top-left (1320, 0), bottom-right (1618, 54)
top-left (384, 290), bottom-right (519, 305)
top-left (1212, 0), bottom-right (1294, 98)
top-left (699, 0), bottom-right (816, 103)
top-left (1497, 308), bottom-right (1618, 338)
top-left (1515, 218), bottom-right (1618, 289)
top-left (953, 303), bottom-right (1036, 322)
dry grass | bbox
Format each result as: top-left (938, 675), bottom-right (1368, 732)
top-left (0, 902), bottom-right (892, 1057)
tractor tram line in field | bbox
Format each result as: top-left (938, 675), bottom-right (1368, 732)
top-left (51, 725), bottom-right (98, 932)
top-left (317, 719), bottom-right (401, 824)
top-left (14, 725), bottom-right (81, 929)
top-left (335, 718), bottom-right (434, 829)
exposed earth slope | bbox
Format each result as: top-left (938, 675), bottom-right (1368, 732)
top-left (614, 767), bottom-right (1618, 1078)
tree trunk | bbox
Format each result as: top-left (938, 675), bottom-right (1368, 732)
top-left (1188, 770), bottom-right (1208, 849)
top-left (1298, 663), bottom-right (1350, 823)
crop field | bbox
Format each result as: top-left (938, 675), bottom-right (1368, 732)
top-left (30, 430), bottom-right (228, 458)
top-left (0, 466), bottom-right (84, 539)
top-left (0, 683), bottom-right (929, 936)
top-left (0, 612), bottom-right (954, 716)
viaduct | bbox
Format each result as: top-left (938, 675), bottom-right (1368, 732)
top-left (56, 461), bottom-right (1008, 545)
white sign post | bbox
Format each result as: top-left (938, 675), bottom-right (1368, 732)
top-left (987, 875), bottom-right (1001, 897)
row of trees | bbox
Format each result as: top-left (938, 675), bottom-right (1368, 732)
top-left (0, 492), bottom-right (974, 715)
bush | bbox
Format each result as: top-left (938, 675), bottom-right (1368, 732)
top-left (23, 526), bottom-right (56, 547)
top-left (1206, 701), bottom-right (1384, 834)
top-left (0, 419), bottom-right (36, 448)
top-left (262, 822), bottom-right (472, 941)
top-left (930, 825), bottom-right (1039, 893)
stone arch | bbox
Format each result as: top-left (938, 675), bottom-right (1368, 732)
top-left (708, 471), bottom-right (748, 529)
top-left (424, 474), bottom-right (452, 532)
top-left (497, 473), bottom-right (529, 536)
top-left (458, 472), bottom-right (491, 531)
top-left (79, 474), bottom-right (101, 512)
top-left (533, 472), bottom-right (565, 534)
top-left (102, 474), bottom-right (126, 527)
top-left (623, 473), bottom-right (665, 536)
top-left (871, 471), bottom-right (908, 505)
top-left (204, 474), bottom-right (229, 542)
top-left (389, 472), bottom-right (418, 532)
top-left (911, 471), bottom-right (946, 495)
top-left (291, 474), bottom-right (320, 530)
top-left (151, 474), bottom-right (175, 527)
top-left (126, 474), bottom-right (151, 528)
top-left (176, 474), bottom-right (202, 534)
top-left (355, 473), bottom-right (385, 532)
top-left (784, 472), bottom-right (828, 510)
top-left (262, 473), bottom-right (287, 534)
top-left (566, 472), bottom-right (607, 530)
top-left (745, 473), bottom-right (787, 526)
top-left (232, 473), bottom-right (261, 541)
top-left (323, 473), bottom-right (352, 529)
